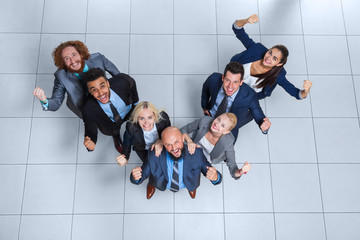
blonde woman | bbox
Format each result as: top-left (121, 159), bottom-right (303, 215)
top-left (180, 113), bottom-right (250, 180)
top-left (116, 101), bottom-right (170, 166)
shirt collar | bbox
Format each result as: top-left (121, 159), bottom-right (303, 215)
top-left (74, 64), bottom-right (89, 78)
top-left (219, 85), bottom-right (240, 100)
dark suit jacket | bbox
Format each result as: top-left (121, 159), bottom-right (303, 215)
top-left (82, 73), bottom-right (139, 144)
top-left (46, 53), bottom-right (120, 118)
top-left (130, 146), bottom-right (222, 192)
top-left (231, 25), bottom-right (301, 100)
top-left (123, 111), bottom-right (171, 161)
top-left (201, 72), bottom-right (266, 140)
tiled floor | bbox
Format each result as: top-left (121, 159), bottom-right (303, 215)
top-left (1, 0), bottom-right (360, 239)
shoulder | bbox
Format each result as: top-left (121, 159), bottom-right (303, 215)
top-left (207, 72), bottom-right (222, 82)
top-left (54, 69), bottom-right (68, 79)
top-left (89, 52), bottom-right (102, 59)
top-left (219, 133), bottom-right (235, 148)
top-left (275, 68), bottom-right (287, 82)
top-left (200, 115), bottom-right (213, 126)
top-left (159, 111), bottom-right (170, 121)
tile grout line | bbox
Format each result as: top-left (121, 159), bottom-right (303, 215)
top-left (340, 0), bottom-right (360, 128)
top-left (172, 1), bottom-right (176, 239)
top-left (123, 1), bottom-right (133, 239)
top-left (17, 0), bottom-right (47, 238)
top-left (298, 1), bottom-right (328, 239)
top-left (257, 2), bottom-right (278, 240)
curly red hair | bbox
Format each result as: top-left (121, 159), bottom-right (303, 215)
top-left (52, 41), bottom-right (90, 70)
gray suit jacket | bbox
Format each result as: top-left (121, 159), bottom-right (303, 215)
top-left (42, 53), bottom-right (120, 118)
top-left (180, 116), bottom-right (241, 180)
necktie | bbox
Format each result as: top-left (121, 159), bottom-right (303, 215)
top-left (214, 95), bottom-right (228, 118)
top-left (109, 101), bottom-right (122, 126)
top-left (170, 161), bottom-right (179, 192)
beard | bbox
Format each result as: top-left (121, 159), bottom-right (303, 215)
top-left (169, 148), bottom-right (185, 161)
top-left (66, 58), bottom-right (85, 73)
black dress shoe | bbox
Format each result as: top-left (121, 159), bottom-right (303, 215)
top-left (112, 135), bottom-right (123, 154)
top-left (147, 182), bottom-right (156, 199)
top-left (188, 189), bottom-right (196, 199)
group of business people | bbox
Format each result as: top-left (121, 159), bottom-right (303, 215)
top-left (33, 14), bottom-right (312, 199)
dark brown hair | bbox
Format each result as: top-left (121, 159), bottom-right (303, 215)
top-left (253, 45), bottom-right (289, 89)
top-left (52, 40), bottom-right (90, 70)
top-left (223, 62), bottom-right (244, 80)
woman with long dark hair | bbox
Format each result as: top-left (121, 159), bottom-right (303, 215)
top-left (231, 14), bottom-right (312, 100)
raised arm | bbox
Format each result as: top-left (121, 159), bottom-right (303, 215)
top-left (234, 14), bottom-right (259, 29)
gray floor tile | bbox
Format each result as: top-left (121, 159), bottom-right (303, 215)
top-left (175, 165), bottom-right (223, 213)
top-left (123, 214), bottom-right (173, 240)
top-left (0, 74), bottom-right (36, 117)
top-left (314, 118), bottom-right (360, 163)
top-left (174, 0), bottom-right (216, 34)
top-left (129, 35), bottom-right (173, 74)
top-left (0, 118), bottom-right (31, 164)
top-left (37, 34), bottom-right (86, 74)
top-left (174, 35), bottom-right (218, 74)
top-left (301, 0), bottom-right (345, 35)
top-left (261, 35), bottom-right (307, 75)
top-left (87, 0), bottom-right (130, 34)
top-left (131, 0), bottom-right (173, 34)
top-left (216, 0), bottom-right (259, 35)
top-left (77, 125), bottom-right (119, 163)
top-left (0, 34), bottom-right (40, 74)
top-left (225, 213), bottom-right (275, 240)
top-left (74, 164), bottom-right (125, 213)
top-left (28, 118), bottom-right (79, 164)
top-left (174, 75), bottom-right (207, 118)
top-left (268, 118), bottom-right (317, 163)
top-left (235, 122), bottom-right (270, 164)
top-left (86, 34), bottom-right (130, 74)
top-left (266, 76), bottom-right (312, 117)
top-left (224, 164), bottom-right (273, 212)
top-left (0, 215), bottom-right (20, 240)
top-left (22, 165), bottom-right (76, 214)
top-left (342, 0), bottom-right (360, 35)
top-left (175, 214), bottom-right (224, 240)
top-left (305, 36), bottom-right (351, 75)
top-left (42, 0), bottom-right (87, 33)
top-left (348, 36), bottom-right (360, 75)
top-left (19, 215), bottom-right (72, 240)
top-left (325, 213), bottom-right (360, 240)
top-left (124, 163), bottom-right (174, 213)
top-left (72, 214), bottom-right (123, 240)
top-left (320, 164), bottom-right (360, 212)
top-left (217, 35), bottom-right (261, 74)
top-left (0, 165), bottom-right (26, 214)
top-left (275, 213), bottom-right (326, 240)
top-left (310, 75), bottom-right (357, 117)
top-left (259, 0), bottom-right (302, 34)
top-left (134, 74), bottom-right (174, 117)
top-left (271, 164), bottom-right (323, 212)
top-left (32, 75), bottom-right (78, 118)
top-left (0, 0), bottom-right (43, 33)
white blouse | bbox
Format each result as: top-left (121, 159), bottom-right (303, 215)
top-left (142, 124), bottom-right (159, 150)
top-left (198, 136), bottom-right (214, 163)
top-left (243, 62), bottom-right (263, 93)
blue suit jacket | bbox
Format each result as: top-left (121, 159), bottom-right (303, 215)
top-left (130, 146), bottom-right (222, 192)
top-left (201, 73), bottom-right (266, 140)
top-left (230, 25), bottom-right (301, 100)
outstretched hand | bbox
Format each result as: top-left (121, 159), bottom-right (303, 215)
top-left (33, 87), bottom-right (47, 102)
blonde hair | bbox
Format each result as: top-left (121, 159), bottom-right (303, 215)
top-left (129, 101), bottom-right (163, 124)
top-left (223, 112), bottom-right (237, 131)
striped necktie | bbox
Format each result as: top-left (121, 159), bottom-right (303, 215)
top-left (214, 95), bottom-right (228, 118)
top-left (109, 101), bottom-right (122, 126)
top-left (170, 161), bottom-right (179, 192)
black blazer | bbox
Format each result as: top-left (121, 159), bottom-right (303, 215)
top-left (122, 111), bottom-right (171, 160)
top-left (82, 73), bottom-right (139, 144)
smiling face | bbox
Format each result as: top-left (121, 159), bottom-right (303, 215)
top-left (138, 108), bottom-right (156, 131)
top-left (210, 114), bottom-right (232, 135)
top-left (87, 76), bottom-right (110, 104)
top-left (61, 46), bottom-right (84, 73)
top-left (262, 48), bottom-right (283, 68)
top-left (222, 71), bottom-right (243, 97)
top-left (162, 127), bottom-right (184, 158)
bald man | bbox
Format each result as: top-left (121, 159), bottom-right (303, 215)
top-left (130, 127), bottom-right (222, 199)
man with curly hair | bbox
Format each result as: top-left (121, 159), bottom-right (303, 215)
top-left (33, 40), bottom-right (120, 118)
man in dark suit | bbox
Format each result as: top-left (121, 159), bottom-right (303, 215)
top-left (201, 61), bottom-right (271, 141)
top-left (130, 127), bottom-right (222, 199)
top-left (33, 40), bottom-right (120, 118)
top-left (81, 68), bottom-right (139, 153)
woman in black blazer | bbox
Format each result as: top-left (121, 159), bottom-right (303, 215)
top-left (116, 101), bottom-right (171, 166)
